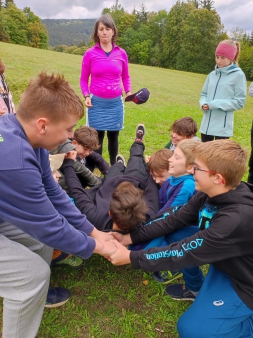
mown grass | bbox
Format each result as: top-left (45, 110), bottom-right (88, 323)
top-left (0, 41), bottom-right (252, 337)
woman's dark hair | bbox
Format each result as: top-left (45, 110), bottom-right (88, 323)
top-left (92, 14), bottom-right (118, 44)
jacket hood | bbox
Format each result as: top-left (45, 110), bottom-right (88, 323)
top-left (215, 63), bottom-right (241, 75)
top-left (209, 182), bottom-right (253, 208)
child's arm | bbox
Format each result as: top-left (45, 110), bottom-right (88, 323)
top-left (86, 151), bottom-right (110, 175)
top-left (199, 75), bottom-right (210, 109)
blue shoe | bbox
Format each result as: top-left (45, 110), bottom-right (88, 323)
top-left (165, 283), bottom-right (196, 301)
top-left (45, 287), bottom-right (71, 308)
top-left (152, 270), bottom-right (183, 284)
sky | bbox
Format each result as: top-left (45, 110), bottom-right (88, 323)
top-left (14, 0), bottom-right (253, 33)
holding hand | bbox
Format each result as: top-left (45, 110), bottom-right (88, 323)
top-left (110, 232), bottom-right (132, 246)
top-left (65, 150), bottom-right (77, 161)
top-left (107, 239), bottom-right (131, 265)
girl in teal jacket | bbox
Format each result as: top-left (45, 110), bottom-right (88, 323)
top-left (199, 39), bottom-right (246, 142)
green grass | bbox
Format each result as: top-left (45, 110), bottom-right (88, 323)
top-left (1, 41), bottom-right (252, 337)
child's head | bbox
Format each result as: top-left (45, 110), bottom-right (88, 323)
top-left (169, 139), bottom-right (199, 177)
top-left (73, 126), bottom-right (100, 158)
top-left (169, 117), bottom-right (198, 146)
top-left (193, 139), bottom-right (247, 192)
top-left (215, 39), bottom-right (240, 67)
top-left (0, 60), bottom-right (6, 74)
top-left (17, 73), bottom-right (84, 151)
top-left (109, 181), bottom-right (148, 231)
top-left (148, 149), bottom-right (173, 186)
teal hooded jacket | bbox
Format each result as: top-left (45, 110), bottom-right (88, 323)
top-left (199, 63), bottom-right (246, 137)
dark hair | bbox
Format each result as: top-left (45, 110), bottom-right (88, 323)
top-left (0, 59), bottom-right (6, 74)
top-left (17, 72), bottom-right (84, 122)
top-left (92, 14), bottom-right (118, 44)
top-left (169, 117), bottom-right (198, 137)
top-left (74, 126), bottom-right (100, 150)
top-left (110, 181), bottom-right (148, 231)
top-left (148, 149), bottom-right (172, 175)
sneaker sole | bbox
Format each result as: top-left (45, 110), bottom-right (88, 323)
top-left (153, 272), bottom-right (183, 284)
top-left (169, 296), bottom-right (195, 302)
top-left (51, 262), bottom-right (84, 269)
top-left (45, 298), bottom-right (70, 308)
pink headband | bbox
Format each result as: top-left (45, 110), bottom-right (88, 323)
top-left (215, 43), bottom-right (237, 61)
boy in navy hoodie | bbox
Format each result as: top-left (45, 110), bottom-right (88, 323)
top-left (0, 72), bottom-right (116, 338)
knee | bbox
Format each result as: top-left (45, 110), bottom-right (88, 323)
top-left (177, 309), bottom-right (206, 338)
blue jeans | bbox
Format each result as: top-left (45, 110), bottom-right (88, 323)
top-left (163, 226), bottom-right (204, 292)
top-left (178, 265), bottom-right (253, 338)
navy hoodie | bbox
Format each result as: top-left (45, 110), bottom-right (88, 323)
top-left (0, 114), bottom-right (95, 259)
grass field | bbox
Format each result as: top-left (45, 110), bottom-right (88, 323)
top-left (1, 41), bottom-right (253, 337)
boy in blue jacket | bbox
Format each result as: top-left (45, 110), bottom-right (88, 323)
top-left (0, 72), bottom-right (116, 338)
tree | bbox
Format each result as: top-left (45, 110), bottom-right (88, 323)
top-left (199, 0), bottom-right (215, 10)
top-left (176, 8), bottom-right (227, 73)
top-left (161, 1), bottom-right (194, 68)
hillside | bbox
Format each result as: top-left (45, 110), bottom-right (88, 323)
top-left (42, 19), bottom-right (96, 47)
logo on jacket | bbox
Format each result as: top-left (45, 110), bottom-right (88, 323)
top-left (213, 300), bottom-right (224, 306)
top-left (199, 203), bottom-right (219, 230)
top-left (0, 134), bottom-right (4, 142)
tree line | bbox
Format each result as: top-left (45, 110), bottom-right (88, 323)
top-left (1, 0), bottom-right (253, 79)
top-left (0, 0), bottom-right (48, 49)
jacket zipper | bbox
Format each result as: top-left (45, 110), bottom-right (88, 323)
top-left (224, 112), bottom-right (227, 127)
top-left (206, 72), bottom-right (221, 134)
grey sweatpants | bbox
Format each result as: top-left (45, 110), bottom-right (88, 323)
top-left (0, 222), bottom-right (53, 338)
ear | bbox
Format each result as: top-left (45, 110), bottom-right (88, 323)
top-left (108, 210), bottom-right (111, 217)
top-left (72, 140), bottom-right (77, 146)
top-left (214, 173), bottom-right (225, 185)
top-left (36, 118), bottom-right (49, 135)
top-left (186, 164), bottom-right (194, 174)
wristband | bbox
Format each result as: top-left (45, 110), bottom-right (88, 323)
top-left (84, 95), bottom-right (90, 99)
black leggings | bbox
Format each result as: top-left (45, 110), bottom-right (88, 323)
top-left (201, 134), bottom-right (229, 142)
top-left (96, 130), bottom-right (119, 165)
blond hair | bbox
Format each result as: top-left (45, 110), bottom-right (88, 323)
top-left (17, 72), bottom-right (84, 122)
top-left (195, 139), bottom-right (247, 188)
top-left (177, 139), bottom-right (200, 168)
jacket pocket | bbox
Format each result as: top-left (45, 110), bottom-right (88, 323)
top-left (224, 112), bottom-right (227, 127)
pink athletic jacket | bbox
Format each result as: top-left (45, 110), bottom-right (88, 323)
top-left (80, 43), bottom-right (131, 99)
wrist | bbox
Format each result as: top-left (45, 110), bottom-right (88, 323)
top-left (84, 94), bottom-right (90, 99)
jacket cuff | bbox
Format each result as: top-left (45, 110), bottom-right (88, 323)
top-left (130, 251), bottom-right (141, 269)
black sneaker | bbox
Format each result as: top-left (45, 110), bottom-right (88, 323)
top-left (152, 270), bottom-right (183, 284)
top-left (116, 154), bottom-right (126, 166)
top-left (45, 287), bottom-right (71, 308)
top-left (165, 283), bottom-right (196, 301)
top-left (135, 123), bottom-right (145, 141)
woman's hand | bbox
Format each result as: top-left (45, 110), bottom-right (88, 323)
top-left (84, 97), bottom-right (92, 108)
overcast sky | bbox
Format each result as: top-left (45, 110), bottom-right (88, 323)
top-left (14, 0), bottom-right (253, 33)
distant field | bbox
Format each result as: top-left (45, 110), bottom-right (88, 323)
top-left (1, 41), bottom-right (252, 337)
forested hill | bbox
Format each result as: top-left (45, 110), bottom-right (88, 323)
top-left (42, 19), bottom-right (96, 47)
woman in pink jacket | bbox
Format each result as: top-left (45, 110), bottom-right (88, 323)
top-left (0, 59), bottom-right (15, 116)
top-left (80, 14), bottom-right (132, 165)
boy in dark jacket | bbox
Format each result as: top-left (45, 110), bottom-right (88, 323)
top-left (61, 124), bottom-right (160, 231)
top-left (109, 139), bottom-right (253, 338)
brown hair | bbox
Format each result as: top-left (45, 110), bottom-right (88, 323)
top-left (74, 126), bottom-right (100, 150)
top-left (0, 60), bottom-right (5, 74)
top-left (110, 181), bottom-right (148, 231)
top-left (177, 139), bottom-right (200, 168)
top-left (195, 139), bottom-right (247, 188)
top-left (17, 72), bottom-right (84, 122)
top-left (148, 149), bottom-right (173, 175)
top-left (92, 14), bottom-right (118, 44)
top-left (219, 39), bottom-right (241, 65)
top-left (169, 117), bottom-right (198, 138)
